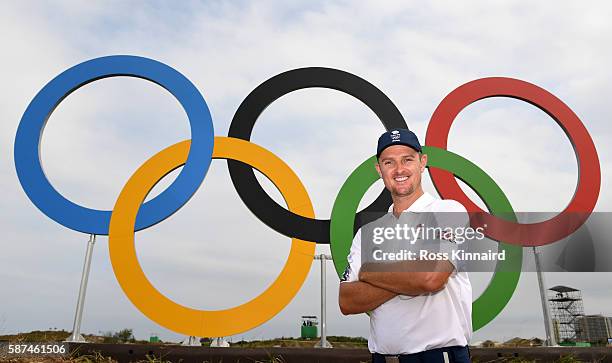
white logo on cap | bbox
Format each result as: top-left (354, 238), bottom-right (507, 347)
top-left (390, 130), bottom-right (401, 141)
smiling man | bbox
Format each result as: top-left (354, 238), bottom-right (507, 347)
top-left (338, 128), bottom-right (472, 363)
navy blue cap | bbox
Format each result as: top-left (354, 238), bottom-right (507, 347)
top-left (376, 128), bottom-right (422, 158)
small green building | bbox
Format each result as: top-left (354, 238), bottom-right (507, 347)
top-left (301, 316), bottom-right (318, 339)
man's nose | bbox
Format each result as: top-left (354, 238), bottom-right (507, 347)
top-left (394, 162), bottom-right (409, 174)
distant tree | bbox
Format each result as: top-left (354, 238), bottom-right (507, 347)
top-left (102, 328), bottom-right (135, 344)
top-left (200, 337), bottom-right (211, 344)
top-left (115, 328), bottom-right (135, 343)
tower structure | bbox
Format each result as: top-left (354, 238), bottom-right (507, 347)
top-left (548, 286), bottom-right (585, 343)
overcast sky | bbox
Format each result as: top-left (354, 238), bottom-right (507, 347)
top-left (1, 1), bottom-right (611, 344)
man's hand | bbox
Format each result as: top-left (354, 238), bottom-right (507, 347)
top-left (358, 260), bottom-right (454, 295)
top-left (338, 281), bottom-right (397, 315)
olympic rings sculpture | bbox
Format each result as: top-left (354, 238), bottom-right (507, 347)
top-left (14, 55), bottom-right (601, 337)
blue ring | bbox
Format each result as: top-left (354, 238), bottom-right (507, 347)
top-left (14, 55), bottom-right (214, 235)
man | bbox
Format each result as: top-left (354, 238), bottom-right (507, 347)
top-left (339, 128), bottom-right (472, 363)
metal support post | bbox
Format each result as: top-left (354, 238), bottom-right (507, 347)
top-left (182, 336), bottom-right (202, 346)
top-left (534, 246), bottom-right (557, 346)
top-left (65, 234), bottom-right (96, 343)
top-left (208, 337), bottom-right (229, 347)
top-left (314, 254), bottom-right (333, 348)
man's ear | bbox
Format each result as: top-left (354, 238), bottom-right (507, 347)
top-left (420, 153), bottom-right (428, 173)
top-left (375, 161), bottom-right (382, 177)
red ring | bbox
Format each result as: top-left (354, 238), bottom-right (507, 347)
top-left (426, 77), bottom-right (600, 246)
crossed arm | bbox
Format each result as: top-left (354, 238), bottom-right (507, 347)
top-left (338, 260), bottom-right (454, 315)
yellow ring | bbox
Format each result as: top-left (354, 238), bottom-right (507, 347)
top-left (109, 137), bottom-right (316, 337)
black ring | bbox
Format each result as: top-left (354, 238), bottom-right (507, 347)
top-left (227, 67), bottom-right (408, 243)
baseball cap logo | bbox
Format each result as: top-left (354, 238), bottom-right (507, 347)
top-left (390, 129), bottom-right (401, 141)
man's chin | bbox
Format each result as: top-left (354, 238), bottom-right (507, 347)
top-left (392, 187), bottom-right (415, 198)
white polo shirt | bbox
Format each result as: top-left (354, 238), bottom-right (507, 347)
top-left (341, 192), bottom-right (472, 354)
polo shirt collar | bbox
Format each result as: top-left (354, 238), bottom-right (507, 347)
top-left (388, 192), bottom-right (435, 214)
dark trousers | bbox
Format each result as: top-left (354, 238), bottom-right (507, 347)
top-left (372, 345), bottom-right (471, 363)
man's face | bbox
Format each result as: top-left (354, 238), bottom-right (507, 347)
top-left (375, 145), bottom-right (427, 198)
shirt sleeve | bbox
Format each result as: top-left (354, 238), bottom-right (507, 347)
top-left (339, 231), bottom-right (361, 283)
top-left (433, 200), bottom-right (469, 271)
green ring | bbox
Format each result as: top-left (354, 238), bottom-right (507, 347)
top-left (330, 146), bottom-right (522, 331)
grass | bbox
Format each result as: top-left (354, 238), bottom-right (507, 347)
top-left (229, 335), bottom-right (368, 348)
